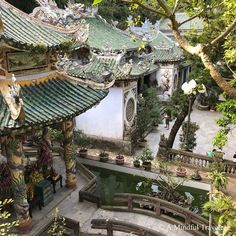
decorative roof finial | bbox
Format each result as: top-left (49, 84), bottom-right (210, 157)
top-left (0, 74), bottom-right (25, 122)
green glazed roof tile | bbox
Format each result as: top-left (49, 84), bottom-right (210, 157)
top-left (0, 78), bottom-right (107, 135)
top-left (75, 17), bottom-right (141, 51)
top-left (68, 56), bottom-right (159, 81)
top-left (0, 1), bottom-right (70, 49)
top-left (150, 31), bottom-right (183, 62)
top-left (68, 57), bottom-right (126, 81)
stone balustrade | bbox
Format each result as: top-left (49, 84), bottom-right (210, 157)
top-left (158, 134), bottom-right (236, 176)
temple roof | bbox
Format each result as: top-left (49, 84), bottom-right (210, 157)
top-left (68, 57), bottom-right (125, 82)
top-left (75, 17), bottom-right (141, 51)
top-left (0, 0), bottom-right (70, 49)
top-left (0, 77), bottom-right (107, 135)
top-left (150, 31), bottom-right (183, 62)
top-left (67, 56), bottom-right (159, 82)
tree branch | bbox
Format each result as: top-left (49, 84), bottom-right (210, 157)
top-left (210, 18), bottom-right (236, 46)
top-left (178, 10), bottom-right (204, 27)
top-left (172, 0), bottom-right (180, 14)
top-left (122, 0), bottom-right (168, 17)
top-left (156, 0), bottom-right (172, 16)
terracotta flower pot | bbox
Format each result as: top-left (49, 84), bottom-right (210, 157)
top-left (78, 149), bottom-right (88, 158)
top-left (99, 152), bottom-right (109, 162)
top-left (176, 167), bottom-right (187, 177)
top-left (143, 161), bottom-right (152, 171)
top-left (116, 155), bottom-right (124, 165)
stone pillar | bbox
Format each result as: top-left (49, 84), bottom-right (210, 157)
top-left (6, 137), bottom-right (32, 233)
top-left (63, 119), bottom-right (77, 189)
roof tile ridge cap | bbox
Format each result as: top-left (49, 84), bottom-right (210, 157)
top-left (57, 71), bottom-right (115, 90)
top-left (0, 0), bottom-right (77, 35)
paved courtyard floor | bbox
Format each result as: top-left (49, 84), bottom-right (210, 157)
top-left (144, 104), bottom-right (236, 160)
top-left (24, 105), bottom-right (236, 235)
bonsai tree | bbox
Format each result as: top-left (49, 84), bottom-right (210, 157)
top-left (191, 169), bottom-right (202, 181)
top-left (179, 121), bottom-right (199, 151)
top-left (99, 150), bottom-right (109, 162)
top-left (140, 146), bottom-right (153, 164)
top-left (143, 87), bottom-right (161, 127)
top-left (137, 96), bottom-right (151, 142)
top-left (133, 156), bottom-right (141, 167)
top-left (75, 131), bottom-right (91, 151)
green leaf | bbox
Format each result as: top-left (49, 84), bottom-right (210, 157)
top-left (92, 0), bottom-right (103, 5)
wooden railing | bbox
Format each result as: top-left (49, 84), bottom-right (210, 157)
top-left (167, 148), bottom-right (236, 175)
top-left (102, 193), bottom-right (216, 236)
top-left (77, 162), bottom-right (101, 207)
top-left (91, 219), bottom-right (165, 236)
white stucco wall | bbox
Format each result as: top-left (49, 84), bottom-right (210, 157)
top-left (76, 87), bottom-right (124, 140)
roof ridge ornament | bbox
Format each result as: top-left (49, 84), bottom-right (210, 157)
top-left (0, 74), bottom-right (25, 122)
top-left (127, 17), bottom-right (160, 42)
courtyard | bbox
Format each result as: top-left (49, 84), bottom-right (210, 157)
top-left (0, 0), bottom-right (236, 236)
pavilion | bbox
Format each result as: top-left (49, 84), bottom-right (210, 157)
top-left (0, 0), bottom-right (108, 232)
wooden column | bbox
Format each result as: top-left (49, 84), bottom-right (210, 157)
top-left (63, 119), bottom-right (77, 189)
top-left (6, 137), bottom-right (32, 233)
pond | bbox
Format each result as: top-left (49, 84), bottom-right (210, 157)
top-left (86, 165), bottom-right (209, 214)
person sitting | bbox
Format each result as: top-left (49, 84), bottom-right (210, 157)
top-left (207, 149), bottom-right (216, 158)
top-left (213, 147), bottom-right (225, 159)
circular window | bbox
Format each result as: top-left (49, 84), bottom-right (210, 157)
top-left (126, 98), bottom-right (135, 122)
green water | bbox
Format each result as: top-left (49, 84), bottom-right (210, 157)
top-left (86, 165), bottom-right (208, 213)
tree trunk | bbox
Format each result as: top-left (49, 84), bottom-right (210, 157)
top-left (167, 97), bottom-right (195, 148)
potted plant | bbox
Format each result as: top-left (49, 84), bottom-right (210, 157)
top-left (176, 163), bottom-right (187, 177)
top-left (191, 169), bottom-right (202, 181)
top-left (143, 87), bottom-right (161, 128)
top-left (179, 121), bottom-right (199, 152)
top-left (99, 150), bottom-right (109, 162)
top-left (116, 153), bottom-right (125, 165)
top-left (133, 157), bottom-right (141, 168)
top-left (140, 146), bottom-right (153, 171)
top-left (75, 131), bottom-right (91, 158)
top-left (197, 93), bottom-right (209, 110)
top-left (137, 96), bottom-right (150, 147)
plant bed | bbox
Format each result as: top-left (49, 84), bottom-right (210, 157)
top-left (139, 146), bottom-right (153, 171)
top-left (116, 154), bottom-right (124, 165)
top-left (78, 149), bottom-right (88, 158)
top-left (176, 167), bottom-right (187, 177)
